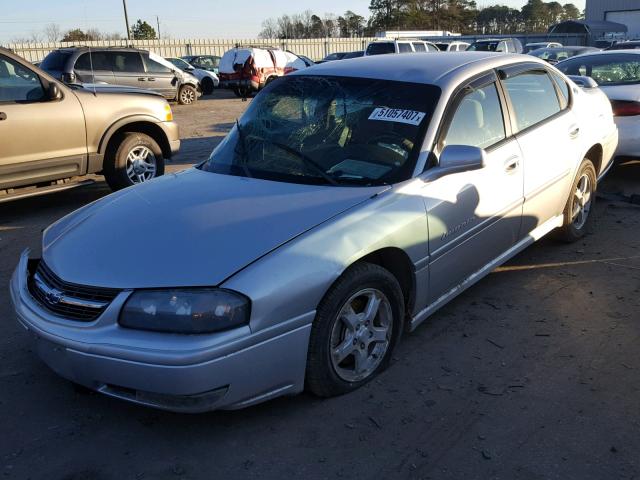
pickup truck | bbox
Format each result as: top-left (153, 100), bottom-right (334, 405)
top-left (0, 47), bottom-right (180, 201)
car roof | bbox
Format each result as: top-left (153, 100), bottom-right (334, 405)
top-left (570, 49), bottom-right (640, 57)
top-left (57, 46), bottom-right (147, 54)
top-left (293, 51), bottom-right (544, 86)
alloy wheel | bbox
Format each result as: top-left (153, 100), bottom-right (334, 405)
top-left (180, 87), bottom-right (195, 104)
top-left (125, 146), bottom-right (157, 184)
top-left (571, 172), bottom-right (592, 229)
top-left (329, 288), bottom-right (393, 382)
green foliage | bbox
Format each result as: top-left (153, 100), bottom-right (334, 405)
top-left (131, 20), bottom-right (157, 40)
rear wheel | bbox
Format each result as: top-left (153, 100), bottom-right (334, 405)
top-left (201, 77), bottom-right (214, 95)
top-left (556, 158), bottom-right (597, 242)
top-left (104, 132), bottom-right (165, 191)
top-left (306, 263), bottom-right (404, 397)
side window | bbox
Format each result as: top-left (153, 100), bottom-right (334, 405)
top-left (443, 83), bottom-right (506, 149)
top-left (75, 52), bottom-right (111, 71)
top-left (496, 41), bottom-right (506, 52)
top-left (398, 43), bottom-right (412, 53)
top-left (109, 52), bottom-right (144, 73)
top-left (144, 56), bottom-right (172, 73)
top-left (503, 70), bottom-right (561, 131)
top-left (550, 71), bottom-right (570, 109)
top-left (412, 42), bottom-right (427, 52)
top-left (0, 55), bottom-right (45, 102)
top-left (426, 43), bottom-right (438, 52)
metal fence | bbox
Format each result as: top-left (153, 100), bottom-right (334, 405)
top-left (3, 33), bottom-right (587, 64)
top-left (2, 38), bottom-right (378, 63)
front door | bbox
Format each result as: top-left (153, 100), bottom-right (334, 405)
top-left (0, 54), bottom-right (86, 189)
top-left (142, 54), bottom-right (178, 99)
top-left (109, 51), bottom-right (147, 89)
top-left (422, 76), bottom-right (524, 303)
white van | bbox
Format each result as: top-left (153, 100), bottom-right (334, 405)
top-left (365, 39), bottom-right (439, 56)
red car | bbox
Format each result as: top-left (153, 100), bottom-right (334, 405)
top-left (219, 47), bottom-right (308, 97)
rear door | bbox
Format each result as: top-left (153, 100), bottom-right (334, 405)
top-left (0, 54), bottom-right (86, 189)
top-left (109, 51), bottom-right (146, 88)
top-left (73, 51), bottom-right (115, 84)
top-left (422, 72), bottom-right (525, 303)
top-left (500, 65), bottom-right (578, 234)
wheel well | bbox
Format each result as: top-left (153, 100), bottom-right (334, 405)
top-left (102, 122), bottom-right (171, 168)
top-left (585, 144), bottom-right (603, 175)
top-left (356, 248), bottom-right (416, 318)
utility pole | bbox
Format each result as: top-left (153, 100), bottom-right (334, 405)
top-left (156, 15), bottom-right (161, 40)
top-left (123, 0), bottom-right (131, 42)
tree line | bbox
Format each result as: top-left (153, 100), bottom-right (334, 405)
top-left (12, 19), bottom-right (158, 43)
top-left (259, 0), bottom-right (583, 38)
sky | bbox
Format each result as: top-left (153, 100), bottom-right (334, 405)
top-left (0, 0), bottom-right (587, 43)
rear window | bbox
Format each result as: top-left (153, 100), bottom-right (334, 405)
top-left (468, 41), bottom-right (499, 52)
top-left (366, 43), bottom-right (395, 56)
top-left (412, 42), bottom-right (426, 52)
top-left (74, 52), bottom-right (111, 71)
top-left (398, 43), bottom-right (412, 53)
top-left (557, 53), bottom-right (640, 86)
top-left (40, 51), bottom-right (71, 71)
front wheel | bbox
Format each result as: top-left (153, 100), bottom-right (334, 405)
top-left (178, 84), bottom-right (197, 105)
top-left (201, 77), bottom-right (214, 95)
top-left (104, 132), bottom-right (165, 191)
top-left (306, 263), bottom-right (404, 397)
top-left (556, 158), bottom-right (597, 242)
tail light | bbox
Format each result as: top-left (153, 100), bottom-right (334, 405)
top-left (611, 100), bottom-right (640, 116)
top-left (284, 67), bottom-right (297, 75)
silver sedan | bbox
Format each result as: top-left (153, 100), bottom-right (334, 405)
top-left (11, 53), bottom-right (618, 412)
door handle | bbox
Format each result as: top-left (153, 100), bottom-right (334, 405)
top-left (569, 125), bottom-right (580, 138)
top-left (147, 77), bottom-right (156, 82)
top-left (138, 77), bottom-right (147, 81)
top-left (504, 155), bottom-right (520, 172)
top-left (0, 112), bottom-right (6, 121)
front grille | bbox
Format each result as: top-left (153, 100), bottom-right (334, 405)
top-left (27, 260), bottom-right (120, 321)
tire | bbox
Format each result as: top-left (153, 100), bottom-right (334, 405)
top-left (103, 132), bottom-right (165, 191)
top-left (306, 262), bottom-right (405, 398)
top-left (556, 158), bottom-right (597, 242)
top-left (178, 84), bottom-right (197, 105)
top-left (201, 77), bottom-right (214, 95)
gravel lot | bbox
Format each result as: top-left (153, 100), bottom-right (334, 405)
top-left (1, 91), bottom-right (639, 480)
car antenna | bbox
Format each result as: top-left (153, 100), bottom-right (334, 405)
top-left (88, 45), bottom-right (97, 97)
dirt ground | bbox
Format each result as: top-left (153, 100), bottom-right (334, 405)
top-left (1, 90), bottom-right (639, 480)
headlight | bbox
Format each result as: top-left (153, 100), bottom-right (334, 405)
top-left (119, 288), bottom-right (250, 334)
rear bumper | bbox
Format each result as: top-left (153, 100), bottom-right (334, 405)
top-left (220, 78), bottom-right (261, 91)
top-left (10, 251), bottom-right (312, 413)
top-left (614, 116), bottom-right (640, 158)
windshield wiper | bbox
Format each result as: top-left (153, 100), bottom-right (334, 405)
top-left (235, 119), bottom-right (253, 179)
top-left (262, 139), bottom-right (339, 186)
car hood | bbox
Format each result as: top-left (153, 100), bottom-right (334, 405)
top-left (42, 168), bottom-right (386, 289)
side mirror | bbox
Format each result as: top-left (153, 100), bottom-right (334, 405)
top-left (48, 82), bottom-right (63, 101)
top-left (185, 65), bottom-right (195, 71)
top-left (438, 145), bottom-right (486, 175)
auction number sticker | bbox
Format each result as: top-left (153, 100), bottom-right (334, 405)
top-left (368, 107), bottom-right (426, 126)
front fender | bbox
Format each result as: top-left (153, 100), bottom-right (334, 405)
top-left (221, 182), bottom-right (429, 334)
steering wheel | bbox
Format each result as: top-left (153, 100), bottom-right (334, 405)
top-left (367, 134), bottom-right (414, 155)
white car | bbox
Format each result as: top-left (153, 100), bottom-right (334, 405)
top-left (365, 39), bottom-right (439, 55)
top-left (557, 50), bottom-right (640, 158)
top-left (166, 56), bottom-right (219, 95)
top-left (435, 41), bottom-right (470, 52)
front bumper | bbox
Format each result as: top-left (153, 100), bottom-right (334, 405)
top-left (160, 121), bottom-right (181, 156)
top-left (10, 251), bottom-right (312, 412)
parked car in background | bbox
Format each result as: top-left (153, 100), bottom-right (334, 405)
top-left (434, 41), bottom-right (470, 52)
top-left (467, 38), bottom-right (523, 53)
top-left (523, 41), bottom-right (562, 53)
top-left (285, 51), bottom-right (315, 67)
top-left (529, 46), bottom-right (600, 64)
top-left (166, 56), bottom-right (219, 94)
top-left (316, 52), bottom-right (349, 63)
top-left (11, 52), bottom-right (617, 412)
top-left (0, 47), bottom-right (179, 198)
top-left (557, 50), bottom-right (640, 159)
top-left (365, 39), bottom-right (439, 55)
top-left (181, 55), bottom-right (221, 74)
top-left (594, 39), bottom-right (618, 49)
top-left (40, 47), bottom-right (201, 105)
top-left (606, 40), bottom-right (640, 50)
top-left (218, 47), bottom-right (308, 97)
top-left (343, 51), bottom-right (364, 59)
